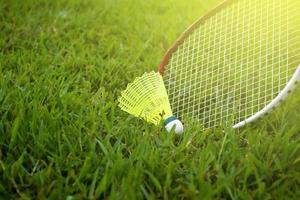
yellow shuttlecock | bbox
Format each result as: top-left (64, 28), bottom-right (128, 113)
top-left (118, 71), bottom-right (183, 134)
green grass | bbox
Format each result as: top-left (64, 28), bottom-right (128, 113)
top-left (1, 0), bottom-right (300, 199)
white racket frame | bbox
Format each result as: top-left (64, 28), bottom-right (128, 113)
top-left (232, 65), bottom-right (300, 128)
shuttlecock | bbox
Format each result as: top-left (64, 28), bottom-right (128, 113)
top-left (118, 71), bottom-right (183, 134)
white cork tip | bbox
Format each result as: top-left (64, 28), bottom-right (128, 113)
top-left (165, 119), bottom-right (184, 134)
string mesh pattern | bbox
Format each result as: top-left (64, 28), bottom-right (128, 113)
top-left (163, 0), bottom-right (300, 128)
top-left (119, 72), bottom-right (173, 125)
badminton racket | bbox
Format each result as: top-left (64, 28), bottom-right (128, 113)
top-left (159, 0), bottom-right (300, 128)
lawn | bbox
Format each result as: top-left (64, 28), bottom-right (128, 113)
top-left (1, 0), bottom-right (300, 199)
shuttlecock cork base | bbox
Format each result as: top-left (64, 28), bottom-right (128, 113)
top-left (118, 71), bottom-right (184, 134)
top-left (164, 116), bottom-right (184, 134)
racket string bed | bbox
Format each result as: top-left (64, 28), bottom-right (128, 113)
top-left (162, 0), bottom-right (300, 128)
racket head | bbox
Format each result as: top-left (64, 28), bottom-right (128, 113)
top-left (159, 0), bottom-right (300, 128)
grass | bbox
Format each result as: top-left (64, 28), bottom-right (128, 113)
top-left (0, 0), bottom-right (300, 199)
